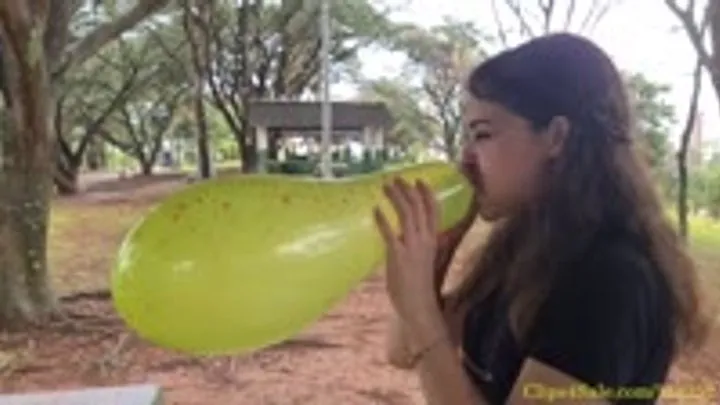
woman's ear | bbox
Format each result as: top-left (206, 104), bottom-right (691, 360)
top-left (543, 116), bottom-right (571, 158)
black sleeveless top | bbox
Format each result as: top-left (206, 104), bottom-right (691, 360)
top-left (461, 234), bottom-right (675, 404)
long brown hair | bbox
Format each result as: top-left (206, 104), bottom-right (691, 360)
top-left (453, 33), bottom-right (709, 355)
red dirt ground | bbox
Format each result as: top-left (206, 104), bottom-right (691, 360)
top-left (1, 171), bottom-right (718, 404)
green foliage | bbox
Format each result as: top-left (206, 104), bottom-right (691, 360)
top-left (666, 207), bottom-right (720, 248)
top-left (626, 72), bottom-right (676, 171)
top-left (206, 105), bottom-right (237, 160)
top-left (172, 0), bottom-right (400, 167)
top-left (691, 162), bottom-right (720, 217)
top-left (358, 78), bottom-right (438, 148)
top-left (47, 0), bottom-right (401, 175)
top-left (624, 72), bottom-right (677, 201)
top-left (209, 0), bottom-right (393, 97)
top-left (81, 24), bottom-right (191, 170)
top-left (362, 18), bottom-right (491, 160)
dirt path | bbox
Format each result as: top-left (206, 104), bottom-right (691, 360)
top-left (1, 274), bottom-right (426, 405)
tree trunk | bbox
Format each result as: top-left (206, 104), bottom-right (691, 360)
top-left (86, 137), bottom-right (105, 170)
top-left (676, 59), bottom-right (703, 242)
top-left (665, 0), bottom-right (720, 240)
top-left (1, 0), bottom-right (174, 328)
top-left (240, 125), bottom-right (258, 173)
top-left (0, 8), bottom-right (57, 326)
top-left (0, 160), bottom-right (57, 327)
top-left (239, 0), bottom-right (257, 173)
top-left (54, 164), bottom-right (79, 195)
top-left (183, 0), bottom-right (212, 179)
top-left (676, 152), bottom-right (690, 241)
top-left (194, 99), bottom-right (212, 178)
top-left (443, 134), bottom-right (457, 162)
top-left (140, 159), bottom-right (154, 176)
top-left (54, 148), bottom-right (82, 195)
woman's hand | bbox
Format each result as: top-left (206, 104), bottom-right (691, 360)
top-left (374, 177), bottom-right (445, 330)
top-left (433, 191), bottom-right (479, 302)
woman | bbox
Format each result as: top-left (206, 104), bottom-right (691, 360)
top-left (374, 33), bottom-right (710, 404)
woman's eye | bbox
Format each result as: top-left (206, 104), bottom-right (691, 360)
top-left (472, 131), bottom-right (491, 142)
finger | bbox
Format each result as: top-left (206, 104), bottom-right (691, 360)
top-left (416, 180), bottom-right (440, 235)
top-left (394, 177), bottom-right (423, 232)
top-left (374, 208), bottom-right (401, 289)
top-left (374, 206), bottom-right (399, 253)
top-left (383, 180), bottom-right (412, 236)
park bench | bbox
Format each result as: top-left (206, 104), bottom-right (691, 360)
top-left (0, 384), bottom-right (162, 405)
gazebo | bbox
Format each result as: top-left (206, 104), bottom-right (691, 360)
top-left (247, 100), bottom-right (394, 175)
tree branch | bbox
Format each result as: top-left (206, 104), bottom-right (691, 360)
top-left (52, 0), bottom-right (173, 80)
top-left (538, 0), bottom-right (556, 33)
top-left (490, 0), bottom-right (510, 47)
top-left (503, 0), bottom-right (537, 37)
top-left (74, 67), bottom-right (142, 160)
top-left (665, 0), bottom-right (714, 72)
top-left (563, 0), bottom-right (577, 30)
top-left (98, 127), bottom-right (133, 155)
top-left (579, 0), bottom-right (616, 34)
top-left (44, 0), bottom-right (84, 70)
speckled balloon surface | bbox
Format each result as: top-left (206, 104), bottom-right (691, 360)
top-left (111, 162), bottom-right (472, 355)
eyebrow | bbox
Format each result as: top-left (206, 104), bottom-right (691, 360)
top-left (467, 119), bottom-right (491, 129)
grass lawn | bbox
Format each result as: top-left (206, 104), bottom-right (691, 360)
top-left (676, 215), bottom-right (720, 306)
top-left (48, 200), bottom-right (153, 295)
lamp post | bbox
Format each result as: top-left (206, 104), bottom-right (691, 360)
top-left (319, 0), bottom-right (333, 178)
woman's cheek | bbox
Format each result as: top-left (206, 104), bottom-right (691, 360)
top-left (477, 146), bottom-right (514, 212)
top-left (475, 147), bottom-right (494, 190)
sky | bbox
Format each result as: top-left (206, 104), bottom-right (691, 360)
top-left (331, 0), bottom-right (720, 146)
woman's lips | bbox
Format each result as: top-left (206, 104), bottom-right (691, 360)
top-left (460, 161), bottom-right (482, 192)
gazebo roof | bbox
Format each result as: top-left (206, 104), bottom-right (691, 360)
top-left (247, 100), bottom-right (394, 131)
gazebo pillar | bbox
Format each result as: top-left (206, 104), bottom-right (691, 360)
top-left (362, 125), bottom-right (374, 170)
top-left (373, 127), bottom-right (385, 163)
top-left (256, 126), bottom-right (269, 173)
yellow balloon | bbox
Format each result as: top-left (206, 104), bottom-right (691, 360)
top-left (111, 161), bottom-right (472, 356)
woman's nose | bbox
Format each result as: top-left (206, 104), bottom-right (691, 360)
top-left (457, 147), bottom-right (475, 174)
top-left (459, 145), bottom-right (476, 165)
